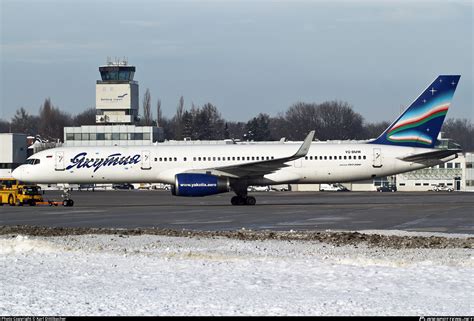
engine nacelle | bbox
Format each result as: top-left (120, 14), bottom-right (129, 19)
top-left (172, 173), bottom-right (230, 197)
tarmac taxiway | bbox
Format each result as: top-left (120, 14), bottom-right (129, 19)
top-left (1, 190), bottom-right (472, 234)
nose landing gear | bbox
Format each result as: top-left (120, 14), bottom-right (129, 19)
top-left (61, 187), bottom-right (74, 207)
top-left (62, 199), bottom-right (74, 207)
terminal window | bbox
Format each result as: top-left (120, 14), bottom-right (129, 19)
top-left (133, 133), bottom-right (143, 140)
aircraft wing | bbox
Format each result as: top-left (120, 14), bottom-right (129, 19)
top-left (187, 130), bottom-right (315, 178)
top-left (398, 149), bottom-right (461, 162)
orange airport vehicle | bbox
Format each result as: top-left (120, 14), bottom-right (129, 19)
top-left (0, 178), bottom-right (45, 206)
top-left (0, 177), bottom-right (67, 206)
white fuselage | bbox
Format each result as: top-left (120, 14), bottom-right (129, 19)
top-left (13, 142), bottom-right (455, 185)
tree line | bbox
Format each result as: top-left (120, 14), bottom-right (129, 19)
top-left (1, 93), bottom-right (473, 151)
top-left (0, 98), bottom-right (96, 141)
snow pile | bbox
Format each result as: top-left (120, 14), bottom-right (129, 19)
top-left (0, 235), bottom-right (61, 255)
top-left (0, 234), bottom-right (472, 316)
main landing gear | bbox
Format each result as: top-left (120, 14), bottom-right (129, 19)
top-left (230, 186), bottom-right (256, 206)
top-left (231, 195), bottom-right (256, 206)
top-left (230, 182), bottom-right (256, 206)
top-left (61, 187), bottom-right (74, 207)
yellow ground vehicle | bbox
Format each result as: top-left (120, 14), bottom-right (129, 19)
top-left (0, 178), bottom-right (44, 206)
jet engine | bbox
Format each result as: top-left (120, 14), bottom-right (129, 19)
top-left (172, 173), bottom-right (230, 197)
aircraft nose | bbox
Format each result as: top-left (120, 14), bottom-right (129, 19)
top-left (12, 165), bottom-right (26, 181)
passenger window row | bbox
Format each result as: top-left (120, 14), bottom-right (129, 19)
top-left (155, 156), bottom-right (275, 162)
top-left (304, 155), bottom-right (367, 160)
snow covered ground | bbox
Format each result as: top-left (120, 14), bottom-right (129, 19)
top-left (0, 233), bottom-right (472, 316)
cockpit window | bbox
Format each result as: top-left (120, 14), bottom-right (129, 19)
top-left (26, 159), bottom-right (40, 165)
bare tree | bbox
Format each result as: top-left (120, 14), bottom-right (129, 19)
top-left (181, 110), bottom-right (193, 139)
top-left (245, 113), bottom-right (271, 141)
top-left (284, 102), bottom-right (321, 140)
top-left (0, 119), bottom-right (10, 132)
top-left (73, 108), bottom-right (96, 126)
top-left (226, 121), bottom-right (246, 140)
top-left (281, 101), bottom-right (365, 141)
top-left (191, 103), bottom-right (225, 140)
top-left (174, 96), bottom-right (185, 139)
top-left (442, 118), bottom-right (474, 151)
top-left (143, 88), bottom-right (152, 126)
top-left (10, 108), bottom-right (38, 135)
top-left (317, 101), bottom-right (364, 140)
top-left (38, 98), bottom-right (72, 141)
top-left (160, 117), bottom-right (175, 140)
top-left (363, 121), bottom-right (390, 139)
top-left (268, 115), bottom-right (289, 141)
top-left (156, 99), bottom-right (162, 127)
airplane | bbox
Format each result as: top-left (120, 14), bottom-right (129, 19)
top-left (12, 75), bottom-right (461, 206)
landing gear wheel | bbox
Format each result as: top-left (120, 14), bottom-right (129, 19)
top-left (62, 199), bottom-right (74, 207)
top-left (231, 196), bottom-right (246, 205)
top-left (231, 196), bottom-right (239, 205)
top-left (60, 187), bottom-right (74, 207)
top-left (245, 196), bottom-right (256, 206)
top-left (231, 196), bottom-right (256, 206)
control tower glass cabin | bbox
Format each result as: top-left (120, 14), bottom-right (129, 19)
top-left (96, 63), bottom-right (139, 124)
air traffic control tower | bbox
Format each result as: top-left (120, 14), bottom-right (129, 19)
top-left (63, 58), bottom-right (163, 146)
top-left (96, 58), bottom-right (139, 124)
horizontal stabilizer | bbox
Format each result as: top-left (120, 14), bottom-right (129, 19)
top-left (399, 149), bottom-right (461, 162)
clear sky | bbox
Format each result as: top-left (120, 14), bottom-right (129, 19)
top-left (1, 0), bottom-right (472, 123)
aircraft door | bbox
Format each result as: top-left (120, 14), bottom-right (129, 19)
top-left (55, 151), bottom-right (65, 171)
top-left (141, 150), bottom-right (151, 170)
top-left (372, 148), bottom-right (382, 168)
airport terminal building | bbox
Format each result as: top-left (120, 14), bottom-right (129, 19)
top-left (0, 133), bottom-right (27, 178)
top-left (63, 125), bottom-right (161, 147)
top-left (396, 153), bottom-right (468, 192)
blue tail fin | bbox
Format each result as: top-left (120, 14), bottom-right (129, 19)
top-left (370, 75), bottom-right (460, 148)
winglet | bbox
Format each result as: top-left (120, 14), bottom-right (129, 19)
top-left (292, 130), bottom-right (315, 159)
